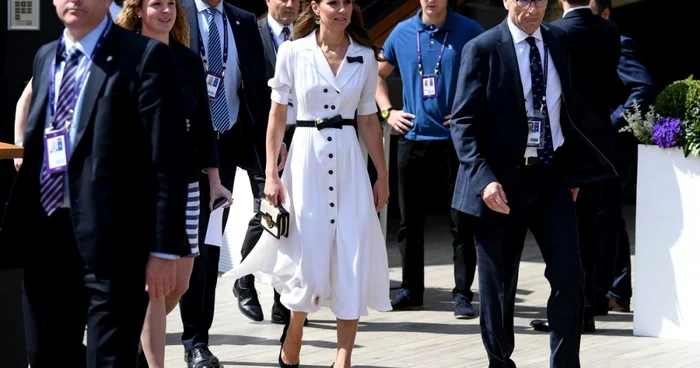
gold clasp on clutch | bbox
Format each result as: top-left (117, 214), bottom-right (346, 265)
top-left (262, 213), bottom-right (274, 228)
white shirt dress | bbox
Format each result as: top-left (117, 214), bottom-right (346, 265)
top-left (224, 30), bottom-right (392, 320)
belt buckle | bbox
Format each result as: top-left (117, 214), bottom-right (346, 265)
top-left (524, 157), bottom-right (538, 166)
top-left (315, 118), bottom-right (325, 126)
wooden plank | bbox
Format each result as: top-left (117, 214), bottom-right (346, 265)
top-left (0, 142), bottom-right (23, 159)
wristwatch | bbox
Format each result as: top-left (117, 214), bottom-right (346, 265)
top-left (14, 140), bottom-right (23, 147)
top-left (380, 107), bottom-right (394, 119)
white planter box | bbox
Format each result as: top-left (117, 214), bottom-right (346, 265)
top-left (634, 145), bottom-right (700, 341)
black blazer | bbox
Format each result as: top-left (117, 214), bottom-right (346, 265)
top-left (0, 25), bottom-right (189, 273)
top-left (258, 16), bottom-right (277, 83)
top-left (182, 0), bottom-right (270, 170)
top-left (450, 19), bottom-right (617, 217)
top-left (171, 40), bottom-right (219, 181)
top-left (611, 35), bottom-right (656, 129)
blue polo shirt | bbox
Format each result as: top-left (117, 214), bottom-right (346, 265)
top-left (382, 9), bottom-right (484, 141)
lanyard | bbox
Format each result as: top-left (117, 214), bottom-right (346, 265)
top-left (197, 11), bottom-right (228, 77)
top-left (48, 18), bottom-right (112, 131)
top-left (268, 26), bottom-right (280, 52)
top-left (416, 31), bottom-right (449, 76)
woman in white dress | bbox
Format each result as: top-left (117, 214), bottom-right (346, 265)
top-left (224, 0), bottom-right (391, 367)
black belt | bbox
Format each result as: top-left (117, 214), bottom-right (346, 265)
top-left (297, 115), bottom-right (354, 130)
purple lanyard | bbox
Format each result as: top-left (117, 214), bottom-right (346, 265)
top-left (416, 31), bottom-right (449, 76)
top-left (197, 11), bottom-right (229, 77)
top-left (47, 19), bottom-right (112, 130)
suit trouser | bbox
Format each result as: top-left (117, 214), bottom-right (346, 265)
top-left (22, 209), bottom-right (148, 368)
top-left (475, 164), bottom-right (584, 368)
top-left (594, 177), bottom-right (632, 303)
top-left (576, 182), bottom-right (604, 317)
top-left (179, 122), bottom-right (265, 351)
top-left (396, 136), bottom-right (476, 299)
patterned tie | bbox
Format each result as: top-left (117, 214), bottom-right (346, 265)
top-left (206, 8), bottom-right (230, 132)
top-left (526, 37), bottom-right (554, 167)
top-left (40, 47), bottom-right (81, 215)
top-left (281, 26), bottom-right (290, 42)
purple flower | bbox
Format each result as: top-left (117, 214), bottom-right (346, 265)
top-left (652, 117), bottom-right (684, 148)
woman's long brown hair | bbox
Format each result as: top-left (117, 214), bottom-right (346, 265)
top-left (115, 0), bottom-right (190, 47)
top-left (293, 0), bottom-right (383, 61)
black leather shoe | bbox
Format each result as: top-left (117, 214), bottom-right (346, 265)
top-left (531, 318), bottom-right (596, 334)
top-left (530, 319), bottom-right (549, 332)
top-left (184, 346), bottom-right (222, 368)
top-left (271, 302), bottom-right (309, 326)
top-left (233, 277), bottom-right (264, 322)
top-left (453, 293), bottom-right (476, 319)
top-left (391, 289), bottom-right (423, 311)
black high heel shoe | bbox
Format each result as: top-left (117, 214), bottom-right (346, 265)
top-left (280, 322), bottom-right (289, 343)
top-left (278, 346), bottom-right (299, 368)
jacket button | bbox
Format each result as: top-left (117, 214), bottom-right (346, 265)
top-left (331, 105), bottom-right (336, 110)
top-left (324, 88), bottom-right (328, 93)
top-left (329, 153), bottom-right (333, 158)
top-left (324, 105), bottom-right (329, 109)
top-left (330, 203), bottom-right (335, 207)
top-left (327, 137), bottom-right (332, 141)
top-left (329, 186), bottom-right (334, 191)
top-left (328, 170), bottom-right (333, 175)
top-left (330, 219), bottom-right (335, 224)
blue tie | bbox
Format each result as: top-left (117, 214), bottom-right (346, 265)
top-left (526, 37), bottom-right (554, 167)
top-left (206, 8), bottom-right (230, 132)
top-left (40, 47), bottom-right (81, 215)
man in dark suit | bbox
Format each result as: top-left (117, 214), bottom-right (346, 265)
top-left (0, 0), bottom-right (187, 366)
top-left (450, 0), bottom-right (617, 366)
top-left (179, 1), bottom-right (271, 366)
top-left (527, 0), bottom-right (622, 334)
top-left (591, 0), bottom-right (655, 314)
top-left (252, 0), bottom-right (300, 325)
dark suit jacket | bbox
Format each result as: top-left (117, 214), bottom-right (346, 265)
top-left (171, 40), bottom-right (219, 182)
top-left (182, 0), bottom-right (269, 170)
top-left (0, 25), bottom-right (188, 274)
top-left (450, 19), bottom-right (617, 217)
top-left (258, 16), bottom-right (296, 148)
top-left (611, 35), bottom-right (656, 129)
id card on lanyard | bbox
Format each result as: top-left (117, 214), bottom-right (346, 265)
top-left (417, 31), bottom-right (449, 99)
top-left (526, 44), bottom-right (549, 149)
top-left (198, 14), bottom-right (229, 99)
top-left (45, 19), bottom-right (112, 173)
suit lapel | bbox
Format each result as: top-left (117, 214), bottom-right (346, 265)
top-left (184, 0), bottom-right (199, 52)
top-left (495, 20), bottom-right (526, 117)
top-left (224, 5), bottom-right (247, 79)
top-left (259, 18), bottom-right (277, 64)
top-left (25, 53), bottom-right (53, 145)
top-left (540, 25), bottom-right (569, 88)
top-left (73, 27), bottom-right (116, 150)
top-left (334, 39), bottom-right (363, 90)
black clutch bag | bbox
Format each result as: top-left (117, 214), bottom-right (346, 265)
top-left (259, 198), bottom-right (290, 239)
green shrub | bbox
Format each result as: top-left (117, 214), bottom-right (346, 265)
top-left (655, 76), bottom-right (700, 124)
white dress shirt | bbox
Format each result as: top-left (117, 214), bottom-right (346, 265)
top-left (194, 0), bottom-right (241, 127)
top-left (267, 13), bottom-right (294, 52)
top-left (506, 17), bottom-right (565, 158)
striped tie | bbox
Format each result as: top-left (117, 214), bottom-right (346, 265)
top-left (40, 47), bottom-right (81, 216)
top-left (206, 8), bottom-right (230, 133)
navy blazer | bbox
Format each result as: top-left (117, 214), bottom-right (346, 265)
top-left (449, 19), bottom-right (617, 217)
top-left (182, 0), bottom-right (270, 169)
top-left (611, 35), bottom-right (656, 129)
top-left (0, 25), bottom-right (189, 273)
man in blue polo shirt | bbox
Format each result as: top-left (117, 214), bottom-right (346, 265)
top-left (376, 0), bottom-right (484, 318)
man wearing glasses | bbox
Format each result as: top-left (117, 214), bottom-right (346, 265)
top-left (450, 0), bottom-right (617, 366)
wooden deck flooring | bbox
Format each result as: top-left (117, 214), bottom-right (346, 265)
top-left (161, 205), bottom-right (700, 367)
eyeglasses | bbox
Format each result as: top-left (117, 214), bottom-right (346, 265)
top-left (514, 0), bottom-right (548, 8)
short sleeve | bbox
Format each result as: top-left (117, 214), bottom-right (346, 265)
top-left (357, 52), bottom-right (379, 116)
top-left (381, 28), bottom-right (398, 66)
top-left (268, 41), bottom-right (294, 105)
